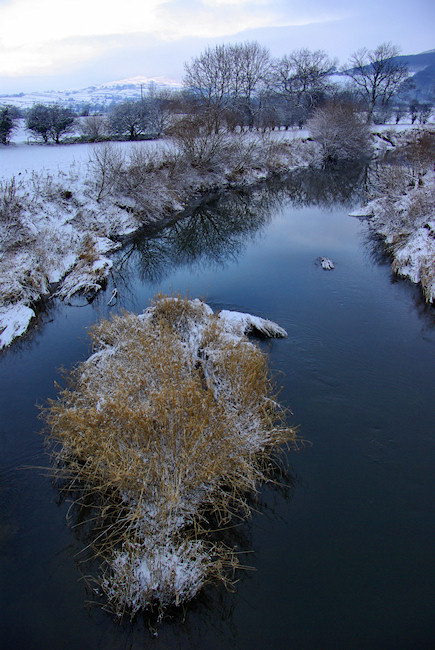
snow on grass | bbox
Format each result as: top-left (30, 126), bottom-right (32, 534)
top-left (43, 294), bottom-right (296, 618)
top-left (356, 127), bottom-right (435, 302)
top-left (218, 309), bottom-right (288, 338)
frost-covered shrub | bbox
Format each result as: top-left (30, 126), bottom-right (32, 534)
top-left (79, 114), bottom-right (108, 141)
top-left (308, 101), bottom-right (372, 163)
top-left (44, 295), bottom-right (296, 617)
top-left (88, 143), bottom-right (125, 202)
top-left (364, 143), bottom-right (435, 302)
top-left (0, 177), bottom-right (33, 255)
top-left (169, 115), bottom-right (233, 170)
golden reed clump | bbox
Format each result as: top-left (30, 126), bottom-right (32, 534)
top-left (44, 294), bottom-right (297, 618)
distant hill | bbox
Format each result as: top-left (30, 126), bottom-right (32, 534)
top-left (0, 76), bottom-right (182, 112)
top-left (392, 50), bottom-right (435, 101)
top-left (341, 49), bottom-right (435, 103)
top-left (392, 49), bottom-right (435, 71)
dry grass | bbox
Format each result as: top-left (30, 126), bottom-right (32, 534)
top-left (43, 294), bottom-right (296, 617)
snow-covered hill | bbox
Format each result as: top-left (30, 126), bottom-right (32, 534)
top-left (0, 76), bottom-right (182, 111)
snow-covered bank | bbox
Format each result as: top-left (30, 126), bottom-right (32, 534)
top-left (352, 127), bottom-right (435, 302)
top-left (0, 133), bottom-right (314, 349)
top-left (44, 295), bottom-right (295, 617)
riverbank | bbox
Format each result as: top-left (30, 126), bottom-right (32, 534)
top-left (2, 125), bottom-right (434, 349)
top-left (0, 132), bottom-right (315, 348)
top-left (352, 127), bottom-right (435, 303)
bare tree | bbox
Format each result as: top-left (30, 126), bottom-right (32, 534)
top-left (418, 104), bottom-right (432, 124)
top-left (183, 42), bottom-right (271, 132)
top-left (50, 106), bottom-right (76, 143)
top-left (271, 49), bottom-right (336, 127)
top-left (88, 144), bottom-right (125, 202)
top-left (184, 44), bottom-right (234, 132)
top-left (0, 106), bottom-right (17, 144)
top-left (144, 88), bottom-right (175, 136)
top-left (344, 43), bottom-right (408, 123)
top-left (109, 101), bottom-right (150, 140)
top-left (235, 42), bottom-right (271, 129)
top-left (26, 104), bottom-right (76, 143)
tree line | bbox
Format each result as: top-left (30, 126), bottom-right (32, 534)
top-left (0, 41), bottom-right (433, 146)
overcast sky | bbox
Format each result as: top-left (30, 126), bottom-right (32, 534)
top-left (0, 0), bottom-right (434, 92)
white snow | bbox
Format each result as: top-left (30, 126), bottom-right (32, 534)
top-left (356, 139), bottom-right (435, 303)
top-left (0, 136), bottom-right (171, 176)
top-left (218, 309), bottom-right (288, 338)
top-left (0, 77), bottom-right (182, 113)
top-left (0, 303), bottom-right (35, 348)
top-left (320, 257), bottom-right (335, 270)
top-left (349, 205), bottom-right (375, 218)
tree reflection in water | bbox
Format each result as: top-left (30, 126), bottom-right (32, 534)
top-left (113, 163), bottom-right (367, 299)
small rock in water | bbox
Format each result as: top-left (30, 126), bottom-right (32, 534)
top-left (320, 257), bottom-right (334, 270)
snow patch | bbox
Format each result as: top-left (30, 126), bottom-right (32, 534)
top-left (218, 309), bottom-right (288, 338)
top-left (320, 257), bottom-right (335, 270)
top-left (0, 303), bottom-right (35, 349)
top-left (358, 161), bottom-right (435, 302)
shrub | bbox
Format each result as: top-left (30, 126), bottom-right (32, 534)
top-left (43, 295), bottom-right (296, 617)
top-left (78, 114), bottom-right (108, 141)
top-left (308, 101), bottom-right (372, 163)
top-left (169, 114), bottom-right (229, 169)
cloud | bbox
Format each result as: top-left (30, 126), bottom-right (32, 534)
top-left (0, 0), bottom-right (348, 76)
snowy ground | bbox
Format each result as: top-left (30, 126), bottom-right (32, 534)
top-left (1, 125), bottom-right (172, 178)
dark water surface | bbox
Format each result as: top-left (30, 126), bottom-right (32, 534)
top-left (1, 169), bottom-right (434, 649)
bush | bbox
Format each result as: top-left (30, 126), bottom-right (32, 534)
top-left (78, 114), bottom-right (108, 141)
top-left (43, 295), bottom-right (295, 616)
top-left (169, 115), bottom-right (230, 169)
top-left (88, 143), bottom-right (125, 202)
top-left (308, 101), bottom-right (372, 164)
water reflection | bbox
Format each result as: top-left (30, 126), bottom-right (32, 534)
top-left (117, 187), bottom-right (277, 285)
top-left (269, 163), bottom-right (367, 209)
top-left (113, 165), bottom-right (366, 300)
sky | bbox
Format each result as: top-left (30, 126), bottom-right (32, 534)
top-left (0, 0), bottom-right (434, 92)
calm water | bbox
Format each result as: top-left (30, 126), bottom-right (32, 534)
top-left (1, 168), bottom-right (434, 649)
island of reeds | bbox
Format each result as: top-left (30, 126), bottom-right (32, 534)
top-left (43, 294), bottom-right (297, 618)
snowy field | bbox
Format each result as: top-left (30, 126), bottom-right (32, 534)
top-left (1, 120), bottom-right (427, 181)
top-left (0, 133), bottom-right (172, 181)
top-left (1, 120), bottom-right (307, 181)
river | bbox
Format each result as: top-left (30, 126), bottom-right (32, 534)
top-left (1, 167), bottom-right (434, 648)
